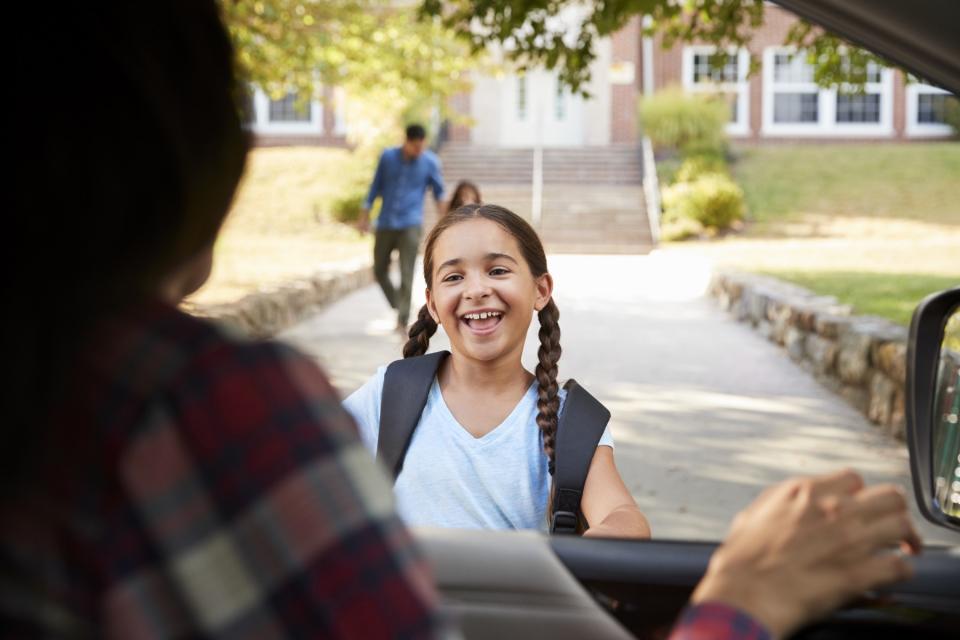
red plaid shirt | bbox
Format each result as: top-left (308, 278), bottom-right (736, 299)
top-left (670, 603), bottom-right (771, 640)
top-left (0, 302), bottom-right (441, 638)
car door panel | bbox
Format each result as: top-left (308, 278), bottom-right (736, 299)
top-left (417, 528), bottom-right (960, 639)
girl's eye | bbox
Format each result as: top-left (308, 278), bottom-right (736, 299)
top-left (489, 267), bottom-right (510, 276)
top-left (442, 273), bottom-right (463, 283)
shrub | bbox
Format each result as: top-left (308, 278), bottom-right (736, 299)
top-left (655, 157), bottom-right (682, 186)
top-left (638, 86), bottom-right (729, 156)
top-left (330, 190), bottom-right (365, 224)
top-left (662, 173), bottom-right (745, 231)
top-left (944, 96), bottom-right (960, 137)
top-left (674, 154), bottom-right (729, 183)
top-left (660, 216), bottom-right (705, 242)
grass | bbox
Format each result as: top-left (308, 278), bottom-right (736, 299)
top-left (732, 142), bottom-right (960, 226)
top-left (188, 147), bottom-right (373, 305)
top-left (663, 142), bottom-right (960, 325)
top-left (756, 271), bottom-right (959, 326)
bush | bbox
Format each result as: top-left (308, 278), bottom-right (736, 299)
top-left (674, 154), bottom-right (729, 183)
top-left (660, 216), bottom-right (705, 242)
top-left (330, 191), bottom-right (365, 224)
top-left (662, 173), bottom-right (745, 231)
top-left (944, 96), bottom-right (960, 137)
top-left (638, 86), bottom-right (729, 156)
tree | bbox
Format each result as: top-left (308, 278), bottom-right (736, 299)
top-left (222, 0), bottom-right (477, 152)
top-left (418, 0), bottom-right (890, 95)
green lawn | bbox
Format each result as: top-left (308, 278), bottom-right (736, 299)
top-left (188, 147), bottom-right (372, 305)
top-left (733, 142), bottom-right (960, 226)
top-left (676, 143), bottom-right (960, 326)
top-left (757, 271), bottom-right (959, 326)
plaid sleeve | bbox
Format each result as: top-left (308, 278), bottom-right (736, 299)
top-left (109, 340), bottom-right (442, 639)
top-left (668, 602), bottom-right (772, 640)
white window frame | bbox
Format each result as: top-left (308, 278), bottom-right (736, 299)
top-left (332, 87), bottom-right (349, 136)
top-left (761, 47), bottom-right (893, 137)
top-left (682, 46), bottom-right (750, 136)
top-left (906, 82), bottom-right (953, 137)
top-left (249, 87), bottom-right (324, 135)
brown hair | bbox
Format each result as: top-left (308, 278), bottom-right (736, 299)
top-left (447, 180), bottom-right (482, 213)
top-left (404, 204), bottom-right (563, 518)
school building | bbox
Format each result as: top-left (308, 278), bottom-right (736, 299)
top-left (244, 5), bottom-right (955, 150)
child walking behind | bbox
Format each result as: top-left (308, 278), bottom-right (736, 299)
top-left (345, 204), bottom-right (651, 537)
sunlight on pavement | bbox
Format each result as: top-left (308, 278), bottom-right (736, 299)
top-left (281, 253), bottom-right (960, 546)
top-left (547, 251), bottom-right (712, 303)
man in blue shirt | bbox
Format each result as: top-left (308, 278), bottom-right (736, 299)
top-left (358, 124), bottom-right (445, 331)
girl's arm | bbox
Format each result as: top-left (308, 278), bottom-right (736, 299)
top-left (580, 446), bottom-right (652, 539)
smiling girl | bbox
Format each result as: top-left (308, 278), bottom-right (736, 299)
top-left (344, 204), bottom-right (651, 537)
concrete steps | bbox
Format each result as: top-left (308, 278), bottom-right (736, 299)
top-left (430, 144), bottom-right (651, 254)
top-left (423, 183), bottom-right (653, 255)
top-left (440, 144), bottom-right (643, 186)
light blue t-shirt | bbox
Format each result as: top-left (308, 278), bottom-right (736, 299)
top-left (343, 365), bottom-right (614, 531)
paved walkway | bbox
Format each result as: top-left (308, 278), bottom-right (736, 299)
top-left (280, 253), bottom-right (960, 546)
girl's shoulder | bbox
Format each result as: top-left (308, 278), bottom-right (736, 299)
top-left (343, 365), bottom-right (388, 411)
top-left (342, 365), bottom-right (390, 453)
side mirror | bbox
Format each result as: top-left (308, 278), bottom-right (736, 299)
top-left (907, 286), bottom-right (960, 532)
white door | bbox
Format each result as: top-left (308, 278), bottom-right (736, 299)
top-left (499, 70), bottom-right (583, 147)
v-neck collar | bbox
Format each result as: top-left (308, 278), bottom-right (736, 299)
top-left (431, 377), bottom-right (537, 445)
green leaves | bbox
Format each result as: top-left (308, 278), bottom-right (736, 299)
top-left (221, 0), bottom-right (475, 152)
top-left (418, 0), bottom-right (891, 95)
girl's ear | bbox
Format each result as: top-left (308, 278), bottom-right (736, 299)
top-left (533, 273), bottom-right (554, 312)
top-left (425, 288), bottom-right (441, 324)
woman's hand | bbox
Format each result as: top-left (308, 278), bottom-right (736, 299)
top-left (692, 469), bottom-right (921, 638)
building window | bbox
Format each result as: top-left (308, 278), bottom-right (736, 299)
top-left (516, 76), bottom-right (527, 120)
top-left (835, 93), bottom-right (880, 123)
top-left (917, 93), bottom-right (950, 123)
top-left (682, 46), bottom-right (750, 136)
top-left (268, 93), bottom-right (311, 122)
top-left (906, 79), bottom-right (955, 137)
top-left (249, 86), bottom-right (323, 135)
top-left (692, 52), bottom-right (739, 84)
top-left (762, 48), bottom-right (892, 136)
top-left (774, 93), bottom-right (819, 123)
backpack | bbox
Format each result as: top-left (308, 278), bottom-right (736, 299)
top-left (376, 350), bottom-right (611, 535)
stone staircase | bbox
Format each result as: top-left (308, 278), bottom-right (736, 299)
top-left (427, 144), bottom-right (653, 254)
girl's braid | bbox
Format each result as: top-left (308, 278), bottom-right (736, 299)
top-left (534, 298), bottom-right (562, 474)
top-left (403, 304), bottom-right (437, 358)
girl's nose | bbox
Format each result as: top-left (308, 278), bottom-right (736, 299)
top-left (464, 275), bottom-right (492, 300)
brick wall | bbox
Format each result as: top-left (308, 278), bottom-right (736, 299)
top-left (647, 5), bottom-right (940, 142)
top-left (610, 16), bottom-right (642, 143)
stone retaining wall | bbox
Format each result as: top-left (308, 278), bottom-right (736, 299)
top-left (709, 271), bottom-right (909, 439)
top-left (184, 261), bottom-right (373, 339)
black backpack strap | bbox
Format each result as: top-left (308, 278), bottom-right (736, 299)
top-left (377, 350), bottom-right (449, 481)
top-left (550, 380), bottom-right (611, 535)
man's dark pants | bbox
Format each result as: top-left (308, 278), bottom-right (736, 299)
top-left (373, 225), bottom-right (422, 327)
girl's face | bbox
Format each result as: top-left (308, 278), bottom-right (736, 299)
top-left (426, 218), bottom-right (553, 365)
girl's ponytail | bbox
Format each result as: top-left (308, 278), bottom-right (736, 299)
top-left (403, 304), bottom-right (437, 358)
top-left (535, 298), bottom-right (562, 473)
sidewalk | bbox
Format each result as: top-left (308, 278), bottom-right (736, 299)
top-left (280, 252), bottom-right (960, 545)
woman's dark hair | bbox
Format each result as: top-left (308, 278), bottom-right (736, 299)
top-left (8, 1), bottom-right (249, 486)
top-left (403, 205), bottom-right (563, 521)
top-left (447, 181), bottom-right (483, 213)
